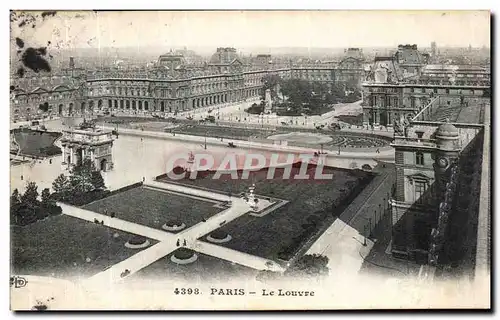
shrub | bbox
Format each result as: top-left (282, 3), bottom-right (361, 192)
top-left (166, 219), bottom-right (182, 227)
top-left (128, 235), bottom-right (148, 245)
top-left (52, 189), bottom-right (111, 206)
top-left (173, 248), bottom-right (195, 260)
top-left (286, 254), bottom-right (329, 277)
top-left (245, 104), bottom-right (265, 115)
top-left (210, 230), bottom-right (228, 240)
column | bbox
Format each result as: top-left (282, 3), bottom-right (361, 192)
top-left (387, 112), bottom-right (393, 127)
top-left (61, 146), bottom-right (66, 164)
top-left (363, 110), bottom-right (370, 127)
top-left (69, 147), bottom-right (74, 165)
top-left (374, 111), bottom-right (380, 126)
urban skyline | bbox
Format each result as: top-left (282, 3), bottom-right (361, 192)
top-left (11, 10), bottom-right (491, 52)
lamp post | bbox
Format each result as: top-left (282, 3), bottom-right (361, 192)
top-left (204, 131), bottom-right (207, 150)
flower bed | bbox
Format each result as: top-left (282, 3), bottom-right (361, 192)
top-left (162, 219), bottom-right (186, 232)
top-left (206, 230), bottom-right (232, 243)
top-left (171, 248), bottom-right (198, 264)
top-left (125, 235), bottom-right (150, 249)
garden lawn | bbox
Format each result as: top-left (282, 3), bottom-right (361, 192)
top-left (11, 129), bottom-right (61, 158)
top-left (11, 215), bottom-right (155, 279)
top-left (131, 251), bottom-right (257, 282)
top-left (82, 186), bottom-right (223, 231)
top-left (158, 165), bottom-right (373, 261)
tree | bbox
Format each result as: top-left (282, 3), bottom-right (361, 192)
top-left (280, 78), bottom-right (314, 107)
top-left (69, 158), bottom-right (96, 193)
top-left (38, 102), bottom-right (49, 113)
top-left (91, 170), bottom-right (106, 191)
top-left (52, 174), bottom-right (70, 195)
top-left (41, 188), bottom-right (52, 205)
top-left (11, 189), bottom-right (21, 205)
top-left (259, 74), bottom-right (282, 103)
top-left (21, 182), bottom-right (38, 206)
top-left (361, 164), bottom-right (372, 171)
top-left (286, 254), bottom-right (329, 277)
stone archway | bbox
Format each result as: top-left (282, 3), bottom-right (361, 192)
top-left (69, 103), bottom-right (74, 115)
top-left (100, 159), bottom-right (108, 172)
top-left (58, 104), bottom-right (63, 115)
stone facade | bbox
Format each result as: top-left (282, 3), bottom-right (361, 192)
top-left (361, 44), bottom-right (490, 130)
top-left (389, 95), bottom-right (487, 263)
top-left (10, 47), bottom-right (368, 121)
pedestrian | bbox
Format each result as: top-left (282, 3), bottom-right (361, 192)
top-left (183, 239), bottom-right (187, 246)
top-left (20, 175), bottom-right (23, 181)
top-left (176, 239), bottom-right (180, 247)
top-left (376, 148), bottom-right (380, 154)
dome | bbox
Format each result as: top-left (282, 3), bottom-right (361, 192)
top-left (436, 123), bottom-right (459, 137)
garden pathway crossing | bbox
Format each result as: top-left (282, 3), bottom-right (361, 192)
top-left (59, 181), bottom-right (280, 288)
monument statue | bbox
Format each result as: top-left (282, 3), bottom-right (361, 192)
top-left (264, 89), bottom-right (273, 113)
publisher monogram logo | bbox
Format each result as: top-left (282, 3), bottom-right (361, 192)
top-left (10, 276), bottom-right (28, 289)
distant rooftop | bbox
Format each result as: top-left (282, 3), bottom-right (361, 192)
top-left (422, 64), bottom-right (489, 72)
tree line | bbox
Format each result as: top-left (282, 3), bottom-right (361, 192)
top-left (252, 75), bottom-right (361, 116)
top-left (11, 159), bottom-right (108, 226)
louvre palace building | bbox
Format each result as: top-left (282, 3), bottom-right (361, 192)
top-left (10, 47), bottom-right (367, 121)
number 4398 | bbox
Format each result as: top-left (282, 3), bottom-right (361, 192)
top-left (174, 288), bottom-right (200, 295)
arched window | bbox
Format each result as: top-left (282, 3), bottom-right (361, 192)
top-left (416, 152), bottom-right (424, 166)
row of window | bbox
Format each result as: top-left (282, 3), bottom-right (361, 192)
top-left (12, 93), bottom-right (75, 104)
top-left (423, 73), bottom-right (488, 78)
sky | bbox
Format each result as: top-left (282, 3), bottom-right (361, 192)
top-left (10, 10), bottom-right (491, 52)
